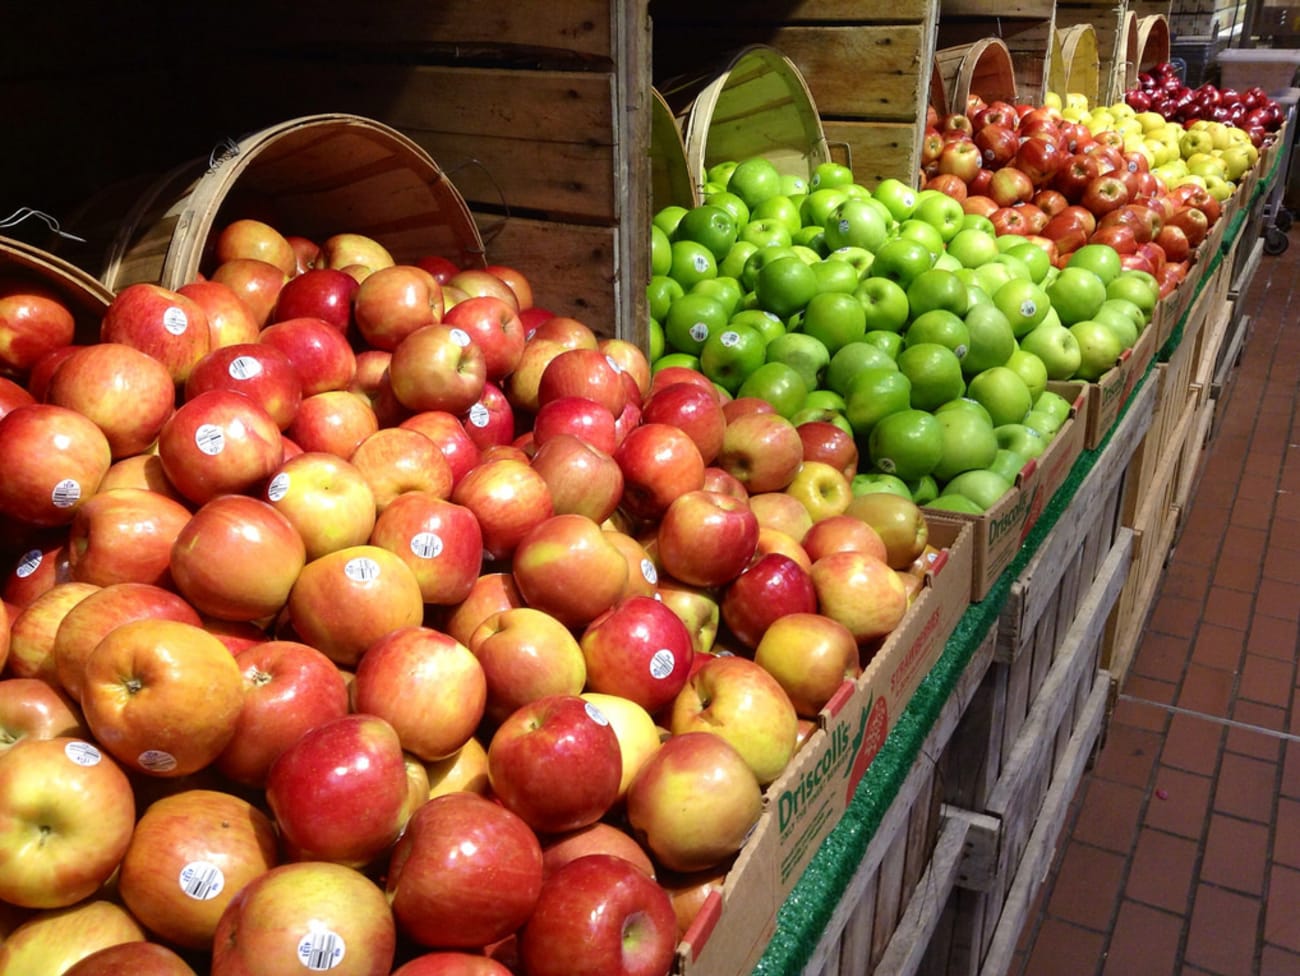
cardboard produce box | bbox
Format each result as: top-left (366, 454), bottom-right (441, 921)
top-left (672, 518), bottom-right (974, 976)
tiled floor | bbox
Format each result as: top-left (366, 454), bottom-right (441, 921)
top-left (1011, 221), bottom-right (1300, 976)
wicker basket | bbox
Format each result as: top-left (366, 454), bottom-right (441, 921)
top-left (1137, 15), bottom-right (1171, 74)
top-left (75, 113), bottom-right (485, 293)
top-left (936, 38), bottom-right (1018, 115)
top-left (651, 88), bottom-right (699, 213)
top-left (1, 235), bottom-right (114, 345)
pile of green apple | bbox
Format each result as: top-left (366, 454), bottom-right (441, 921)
top-left (648, 156), bottom-right (1158, 514)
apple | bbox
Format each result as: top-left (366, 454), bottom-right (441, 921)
top-left (542, 821), bottom-right (655, 880)
top-left (399, 410), bottom-right (482, 488)
top-left (720, 552), bottom-right (817, 650)
top-left (185, 342), bottom-right (303, 431)
top-left (487, 694), bottom-right (623, 833)
top-left (350, 426), bottom-right (453, 510)
top-left (258, 316), bottom-right (357, 396)
top-left (351, 627), bottom-right (484, 763)
top-left (530, 433), bottom-right (624, 524)
top-left (837, 499), bottom-right (929, 572)
top-left (118, 788), bottom-right (278, 949)
top-left (210, 860), bottom-right (396, 976)
top-left (5, 581), bottom-right (100, 684)
top-left (1070, 319), bottom-right (1126, 381)
top-left (462, 381), bottom-right (517, 450)
top-left (613, 422), bottom-right (706, 522)
top-left (754, 612), bottom-right (861, 717)
top-left (214, 218), bottom-right (296, 274)
top-left (657, 488), bottom-right (758, 589)
top-left (443, 571), bottom-right (523, 647)
top-left (66, 487), bottom-right (192, 588)
top-left (1020, 320), bottom-right (1083, 379)
top-left (80, 618), bottom-right (244, 777)
top-left (579, 595), bottom-right (693, 714)
top-left (264, 451), bottom-right (376, 560)
top-left (717, 411), bottom-right (805, 495)
top-left (639, 382), bottom-right (726, 465)
top-left (0, 899), bottom-right (145, 974)
top-left (170, 494), bottom-right (305, 622)
top-left (0, 737), bottom-right (135, 908)
top-left (519, 854), bottom-right (677, 976)
top-left (655, 580), bottom-right (721, 656)
top-left (96, 453), bottom-right (182, 501)
top-left (265, 712), bottom-right (409, 866)
top-left (748, 491), bottom-right (814, 543)
top-left (385, 791), bottom-right (542, 951)
top-left (451, 456), bottom-right (553, 561)
top-left (440, 295), bottom-right (526, 382)
top-left (512, 514), bottom-right (629, 628)
top-left (210, 258), bottom-right (288, 329)
top-left (99, 282), bottom-right (211, 383)
top-left (286, 389), bottom-right (379, 459)
top-left (424, 735), bottom-right (491, 799)
top-left (625, 730), bottom-right (763, 872)
top-left (216, 639), bottom-right (351, 787)
top-left (0, 678), bottom-right (86, 752)
top-left (0, 404), bottom-right (112, 527)
top-left (537, 347), bottom-right (628, 420)
top-left (45, 342), bottom-right (175, 459)
top-left (369, 491), bottom-right (483, 606)
top-left (270, 267), bottom-right (358, 334)
top-left (176, 278), bottom-right (260, 350)
top-left (156, 390), bottom-right (283, 506)
top-left (286, 545), bottom-right (424, 668)
top-left (62, 941), bottom-right (199, 976)
top-left (351, 264), bottom-right (444, 350)
top-left (532, 395), bottom-right (617, 454)
top-left (389, 323), bottom-right (487, 416)
top-left (52, 581), bottom-right (202, 703)
top-left (785, 459), bottom-right (854, 523)
top-left (811, 550), bottom-right (910, 643)
top-left (0, 288), bottom-right (76, 375)
top-left (469, 607), bottom-right (588, 723)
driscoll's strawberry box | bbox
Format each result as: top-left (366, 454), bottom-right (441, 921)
top-left (672, 518), bottom-right (974, 976)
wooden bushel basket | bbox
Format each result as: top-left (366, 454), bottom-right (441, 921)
top-left (1059, 24), bottom-right (1101, 106)
top-left (1114, 11), bottom-right (1141, 102)
top-left (83, 113), bottom-right (485, 293)
top-left (0, 235), bottom-right (114, 345)
top-left (651, 88), bottom-right (699, 214)
top-left (1137, 15), bottom-right (1171, 74)
top-left (937, 38), bottom-right (1018, 115)
top-left (658, 45), bottom-right (832, 195)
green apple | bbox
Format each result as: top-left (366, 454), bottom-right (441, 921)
top-left (1004, 241), bottom-right (1052, 283)
top-left (825, 245), bottom-right (874, 278)
top-left (647, 275), bottom-right (685, 322)
top-left (649, 318), bottom-right (665, 363)
top-left (932, 408), bottom-right (998, 482)
top-left (896, 342), bottom-right (965, 411)
top-left (1092, 305), bottom-right (1139, 349)
top-left (791, 245), bottom-right (823, 266)
top-left (727, 157), bottom-right (784, 210)
top-left (800, 187), bottom-right (851, 228)
top-left (730, 308), bottom-right (786, 346)
top-left (664, 292), bottom-right (730, 357)
top-left (912, 190), bottom-right (966, 242)
top-left (737, 361), bottom-right (808, 418)
top-left (934, 396), bottom-right (993, 426)
top-left (946, 227), bottom-right (1001, 268)
top-left (781, 172), bottom-right (811, 197)
top-left (751, 195), bottom-right (803, 237)
top-left (809, 258), bottom-right (861, 296)
top-left (1022, 408), bottom-right (1064, 437)
top-left (675, 204), bottom-right (740, 259)
top-left (668, 239), bottom-right (719, 289)
top-left (823, 198), bottom-right (889, 252)
top-left (873, 177), bottom-right (919, 222)
top-left (652, 352), bottom-right (702, 375)
top-left (740, 245), bottom-right (799, 292)
top-left (791, 407), bottom-right (853, 436)
top-left (850, 472), bottom-right (913, 499)
top-left (800, 291), bottom-right (867, 354)
top-left (856, 276), bottom-right (911, 333)
top-left (988, 447), bottom-right (1029, 484)
top-left (651, 224), bottom-right (672, 276)
top-left (1020, 321), bottom-right (1083, 380)
top-left (704, 190), bottom-right (750, 228)
top-left (765, 332), bottom-right (831, 393)
top-left (1099, 297), bottom-right (1147, 334)
top-left (700, 322), bottom-right (767, 393)
top-left (896, 219), bottom-right (946, 259)
top-left (961, 303), bottom-right (1017, 374)
top-left (943, 469), bottom-right (1013, 510)
top-left (871, 238), bottom-right (936, 290)
top-left (1045, 266), bottom-right (1107, 325)
top-left (965, 365), bottom-right (1034, 426)
top-left (1005, 349), bottom-right (1049, 401)
top-left (738, 219), bottom-right (794, 251)
top-left (907, 474), bottom-right (940, 505)
top-left (906, 268), bottom-right (970, 319)
top-left (810, 161), bottom-right (855, 190)
top-left (973, 261), bottom-right (1017, 299)
top-left (755, 255), bottom-right (820, 320)
top-left (827, 341), bottom-right (898, 396)
top-left (690, 275), bottom-right (744, 317)
top-left (719, 240), bottom-right (760, 280)
top-left (1066, 243), bottom-right (1122, 285)
top-left (963, 213), bottom-right (997, 235)
top-left (793, 225), bottom-right (829, 257)
top-left (995, 422), bottom-right (1048, 459)
top-left (905, 309), bottom-right (970, 360)
top-left (864, 329), bottom-right (904, 359)
top-left (926, 493), bottom-right (985, 514)
top-left (1107, 272), bottom-right (1158, 320)
top-left (844, 367), bottom-right (912, 436)
top-left (804, 389), bottom-right (847, 413)
top-left (707, 160), bottom-right (739, 187)
top-left (653, 205), bottom-right (688, 238)
top-left (867, 408), bottom-right (944, 480)
top-left (1069, 320), bottom-right (1125, 381)
top-left (991, 251), bottom-right (1034, 281)
top-left (1032, 390), bottom-right (1073, 428)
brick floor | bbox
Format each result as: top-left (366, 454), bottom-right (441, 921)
top-left (1010, 220), bottom-right (1300, 975)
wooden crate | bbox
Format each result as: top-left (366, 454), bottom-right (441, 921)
top-left (4, 1), bottom-right (652, 345)
top-left (796, 628), bottom-right (998, 976)
top-left (650, 0), bottom-right (940, 187)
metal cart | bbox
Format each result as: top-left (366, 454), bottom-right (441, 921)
top-left (1262, 89), bottom-right (1299, 255)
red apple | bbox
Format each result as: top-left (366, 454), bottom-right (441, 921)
top-left (264, 451), bottom-right (376, 560)
top-left (185, 343), bottom-right (303, 431)
top-left (753, 612), bottom-right (862, 717)
top-left (0, 404), bottom-right (112, 527)
top-left (350, 427), bottom-right (453, 511)
top-left (451, 457), bottom-right (553, 561)
top-left (46, 342), bottom-right (176, 459)
top-left (614, 422), bottom-right (705, 522)
top-left (811, 550), bottom-right (911, 642)
top-left (156, 390), bottom-right (283, 506)
top-left (100, 282), bottom-right (211, 383)
top-left (442, 295), bottom-right (526, 381)
top-left (5, 581), bottom-right (100, 684)
top-left (0, 677), bottom-right (86, 752)
top-left (529, 433), bottom-right (624, 524)
top-left (461, 381), bottom-right (516, 451)
top-left (270, 267), bottom-right (358, 334)
top-left (469, 605), bottom-right (587, 722)
top-left (178, 279), bottom-right (260, 349)
top-left (389, 323), bottom-right (487, 415)
top-left (66, 487), bottom-right (192, 588)
top-left (400, 410), bottom-right (482, 488)
top-left (796, 420), bottom-right (858, 479)
top-left (0, 289), bottom-right (76, 375)
top-left (656, 489), bottom-right (759, 588)
top-left (63, 941), bottom-right (198, 976)
top-left (258, 316), bottom-right (357, 396)
top-left (641, 381), bottom-right (726, 465)
top-left (369, 491), bottom-right (483, 606)
top-left (354, 264), bottom-right (444, 351)
top-left (0, 899), bottom-right (145, 974)
top-left (209, 258), bottom-right (287, 329)
top-left (720, 552), bottom-right (817, 650)
top-left (579, 595), bottom-right (693, 714)
top-left (512, 513), bottom-right (629, 628)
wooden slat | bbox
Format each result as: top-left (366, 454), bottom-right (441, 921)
top-left (651, 0), bottom-right (935, 25)
top-left (821, 121), bottom-right (924, 187)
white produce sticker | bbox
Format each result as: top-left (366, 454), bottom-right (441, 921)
top-left (605, 354), bottom-right (622, 373)
top-left (179, 860), bottom-right (225, 901)
top-left (298, 928), bottom-right (346, 971)
top-left (449, 328), bottom-right (471, 348)
top-left (50, 479), bottom-right (81, 509)
top-left (15, 549), bottom-right (41, 578)
top-left (162, 306), bottom-right (189, 335)
top-left (649, 650), bottom-right (677, 680)
top-left (467, 403), bottom-right (490, 428)
top-left (640, 558), bottom-right (658, 585)
top-left (719, 330), bottom-right (741, 348)
top-left (1021, 300), bottom-right (1038, 318)
top-left (138, 749), bottom-right (177, 773)
top-left (692, 254), bottom-right (710, 273)
top-left (410, 532), bottom-right (443, 560)
top-left (689, 323), bottom-right (710, 343)
top-left (266, 472), bottom-right (290, 502)
top-left (344, 557), bottom-right (380, 583)
top-left (228, 356), bottom-right (263, 380)
top-left (584, 701), bottom-right (609, 726)
top-left (194, 424), bottom-right (225, 456)
top-left (64, 741), bottom-right (101, 767)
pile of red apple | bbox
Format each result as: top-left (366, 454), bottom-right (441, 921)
top-left (920, 96), bottom-right (1222, 295)
top-left (0, 218), bottom-right (946, 975)
top-left (1125, 63), bottom-right (1285, 144)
